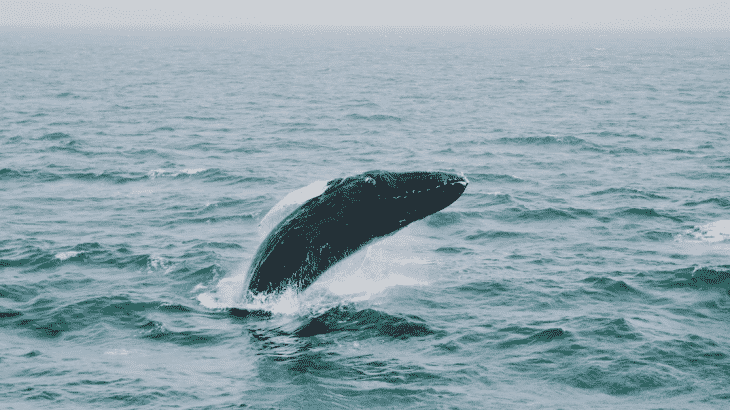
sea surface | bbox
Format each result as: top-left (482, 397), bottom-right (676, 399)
top-left (1, 32), bottom-right (730, 409)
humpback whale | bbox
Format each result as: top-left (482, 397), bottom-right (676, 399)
top-left (246, 170), bottom-right (468, 295)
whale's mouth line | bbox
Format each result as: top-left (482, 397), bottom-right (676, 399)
top-left (377, 179), bottom-right (468, 200)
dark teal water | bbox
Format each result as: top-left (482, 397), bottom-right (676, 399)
top-left (2, 33), bottom-right (730, 409)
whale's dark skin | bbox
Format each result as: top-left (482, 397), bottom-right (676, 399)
top-left (246, 170), bottom-right (468, 295)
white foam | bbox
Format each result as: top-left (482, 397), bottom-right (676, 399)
top-left (674, 220), bottom-right (730, 255)
top-left (197, 231), bottom-right (431, 313)
top-left (55, 251), bottom-right (79, 260)
top-left (147, 256), bottom-right (173, 275)
top-left (197, 272), bottom-right (340, 318)
top-left (147, 168), bottom-right (207, 179)
top-left (690, 220), bottom-right (730, 243)
top-left (104, 349), bottom-right (132, 355)
top-left (312, 240), bottom-right (430, 302)
top-left (197, 268), bottom-right (249, 310)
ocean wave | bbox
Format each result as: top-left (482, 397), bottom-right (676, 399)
top-left (10, 293), bottom-right (206, 339)
top-left (164, 214), bottom-right (256, 227)
top-left (425, 212), bottom-right (462, 227)
top-left (0, 168), bottom-right (63, 182)
top-left (596, 131), bottom-right (645, 139)
top-left (608, 147), bottom-right (640, 155)
top-left (614, 208), bottom-right (681, 221)
top-left (15, 296), bottom-right (149, 338)
top-left (273, 126), bottom-right (342, 134)
top-left (184, 142), bottom-right (216, 151)
top-left (465, 230), bottom-right (527, 241)
top-left (657, 266), bottom-right (730, 291)
top-left (269, 139), bottom-right (336, 151)
top-left (1, 243), bottom-right (174, 273)
top-left (171, 264), bottom-right (223, 282)
top-left (140, 320), bottom-right (221, 345)
top-left (495, 135), bottom-right (590, 146)
top-left (587, 187), bottom-right (668, 200)
top-left (0, 168), bottom-right (160, 184)
top-left (345, 113), bottom-right (403, 122)
top-left (343, 101), bottom-right (380, 108)
top-left (294, 306), bottom-right (437, 340)
top-left (582, 276), bottom-right (644, 297)
top-left (466, 173), bottom-right (526, 183)
top-left (498, 207), bottom-right (578, 222)
top-left (0, 168), bottom-right (22, 180)
top-left (453, 281), bottom-right (510, 296)
top-left (671, 171), bottom-right (730, 180)
top-left (191, 241), bottom-right (244, 250)
top-left (434, 246), bottom-right (470, 254)
top-left (0, 309), bottom-right (22, 319)
top-left (37, 132), bottom-right (71, 140)
top-left (581, 317), bottom-right (643, 341)
top-left (193, 199), bottom-right (255, 217)
top-left (682, 198), bottom-right (730, 208)
top-left (46, 144), bottom-right (92, 156)
top-left (644, 335), bottom-right (728, 377)
top-left (556, 356), bottom-right (680, 396)
top-left (643, 231), bottom-right (675, 241)
top-left (682, 220), bottom-right (730, 243)
top-left (66, 171), bottom-right (143, 184)
top-left (182, 116), bottom-right (219, 121)
top-left (122, 148), bottom-right (169, 158)
top-left (499, 328), bottom-right (567, 348)
top-left (146, 168), bottom-right (264, 184)
top-left (0, 283), bottom-right (38, 303)
top-left (147, 168), bottom-right (208, 179)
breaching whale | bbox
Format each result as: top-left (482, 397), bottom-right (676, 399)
top-left (246, 170), bottom-right (468, 295)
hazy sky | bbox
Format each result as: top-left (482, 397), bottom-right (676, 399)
top-left (2, 0), bottom-right (729, 33)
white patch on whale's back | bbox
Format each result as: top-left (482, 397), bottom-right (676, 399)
top-left (257, 180), bottom-right (329, 238)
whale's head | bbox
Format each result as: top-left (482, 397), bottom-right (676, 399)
top-left (318, 170), bottom-right (468, 235)
top-left (246, 170), bottom-right (468, 294)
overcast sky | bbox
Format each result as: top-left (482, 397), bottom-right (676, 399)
top-left (2, 0), bottom-right (729, 34)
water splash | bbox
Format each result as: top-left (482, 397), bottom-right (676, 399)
top-left (197, 232), bottom-right (430, 313)
top-left (257, 179), bottom-right (329, 238)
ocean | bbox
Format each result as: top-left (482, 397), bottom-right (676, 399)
top-left (1, 32), bottom-right (730, 409)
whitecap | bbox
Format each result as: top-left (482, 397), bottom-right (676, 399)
top-left (147, 255), bottom-right (173, 275)
top-left (674, 220), bottom-right (730, 255)
top-left (55, 251), bottom-right (80, 260)
top-left (690, 220), bottom-right (730, 243)
top-left (147, 168), bottom-right (207, 179)
top-left (104, 349), bottom-right (131, 355)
